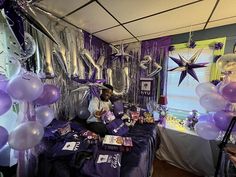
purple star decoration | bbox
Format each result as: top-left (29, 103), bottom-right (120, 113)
top-left (73, 68), bottom-right (106, 98)
top-left (168, 49), bottom-right (208, 86)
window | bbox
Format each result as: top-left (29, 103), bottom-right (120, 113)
top-left (167, 47), bottom-right (214, 114)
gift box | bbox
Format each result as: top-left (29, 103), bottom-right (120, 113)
top-left (102, 135), bottom-right (133, 152)
top-left (79, 130), bottom-right (100, 144)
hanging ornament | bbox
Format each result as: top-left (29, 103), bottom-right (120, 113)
top-left (168, 49), bottom-right (208, 86)
top-left (139, 55), bottom-right (162, 77)
top-left (186, 30), bottom-right (196, 49)
top-left (110, 43), bottom-right (133, 58)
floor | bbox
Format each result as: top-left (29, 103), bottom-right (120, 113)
top-left (152, 158), bottom-right (203, 177)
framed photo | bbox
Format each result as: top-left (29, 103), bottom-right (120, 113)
top-left (139, 78), bottom-right (153, 96)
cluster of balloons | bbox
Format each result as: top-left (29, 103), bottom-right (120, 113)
top-left (0, 69), bottom-right (61, 150)
top-left (194, 54), bottom-right (236, 140)
top-left (0, 33), bottom-right (61, 151)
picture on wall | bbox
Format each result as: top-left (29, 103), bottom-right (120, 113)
top-left (139, 78), bottom-right (153, 96)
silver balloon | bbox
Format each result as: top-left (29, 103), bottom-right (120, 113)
top-left (147, 62), bottom-right (162, 77)
top-left (50, 22), bottom-right (69, 77)
top-left (77, 56), bottom-right (86, 79)
top-left (143, 55), bottom-right (152, 62)
top-left (140, 55), bottom-right (162, 77)
top-left (43, 37), bottom-right (55, 78)
top-left (75, 30), bottom-right (86, 79)
top-left (80, 49), bottom-right (97, 68)
top-left (96, 55), bottom-right (105, 80)
top-left (20, 32), bottom-right (36, 60)
top-left (139, 55), bottom-right (152, 70)
top-left (216, 54), bottom-right (236, 72)
top-left (24, 22), bottom-right (45, 78)
top-left (107, 66), bottom-right (130, 96)
top-left (18, 3), bottom-right (58, 44)
top-left (80, 49), bottom-right (102, 79)
top-left (97, 55), bottom-right (105, 66)
top-left (7, 31), bottom-right (36, 61)
top-left (65, 27), bottom-right (78, 78)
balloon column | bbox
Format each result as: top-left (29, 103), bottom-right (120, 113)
top-left (194, 54), bottom-right (236, 140)
top-left (0, 27), bottom-right (61, 177)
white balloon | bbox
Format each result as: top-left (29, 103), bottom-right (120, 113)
top-left (8, 121), bottom-right (44, 150)
top-left (195, 82), bottom-right (218, 97)
top-left (35, 106), bottom-right (55, 127)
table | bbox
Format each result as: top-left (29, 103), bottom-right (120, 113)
top-left (37, 120), bottom-right (159, 177)
top-left (156, 122), bottom-right (219, 176)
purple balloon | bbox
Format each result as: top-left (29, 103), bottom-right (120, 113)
top-left (200, 93), bottom-right (228, 112)
top-left (195, 121), bottom-right (220, 140)
top-left (7, 72), bottom-right (43, 101)
top-left (213, 110), bottom-right (236, 131)
top-left (8, 121), bottom-right (44, 150)
top-left (198, 113), bottom-right (214, 123)
top-left (35, 106), bottom-right (55, 127)
top-left (0, 126), bottom-right (8, 150)
top-left (34, 84), bottom-right (60, 106)
top-left (0, 90), bottom-right (12, 116)
top-left (77, 106), bottom-right (90, 120)
top-left (0, 74), bottom-right (9, 92)
top-left (222, 82), bottom-right (236, 103)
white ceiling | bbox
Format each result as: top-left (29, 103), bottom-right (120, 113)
top-left (35, 0), bottom-right (236, 45)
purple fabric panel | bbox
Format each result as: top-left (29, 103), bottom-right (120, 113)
top-left (138, 36), bottom-right (171, 107)
top-left (141, 36), bottom-right (172, 55)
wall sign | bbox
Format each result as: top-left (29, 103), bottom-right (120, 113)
top-left (139, 78), bottom-right (153, 96)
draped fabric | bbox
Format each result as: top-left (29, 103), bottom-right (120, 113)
top-left (139, 37), bottom-right (171, 108)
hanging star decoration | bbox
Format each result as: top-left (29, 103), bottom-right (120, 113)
top-left (71, 68), bottom-right (107, 102)
top-left (0, 0), bottom-right (57, 50)
top-left (109, 43), bottom-right (133, 59)
top-left (168, 49), bottom-right (208, 86)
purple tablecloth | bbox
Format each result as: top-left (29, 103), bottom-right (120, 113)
top-left (37, 120), bottom-right (159, 177)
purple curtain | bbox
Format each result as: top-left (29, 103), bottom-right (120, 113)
top-left (138, 36), bottom-right (171, 107)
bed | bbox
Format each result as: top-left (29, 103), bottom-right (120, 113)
top-left (36, 119), bottom-right (159, 177)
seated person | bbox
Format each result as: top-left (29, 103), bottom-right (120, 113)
top-left (86, 84), bottom-right (113, 137)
